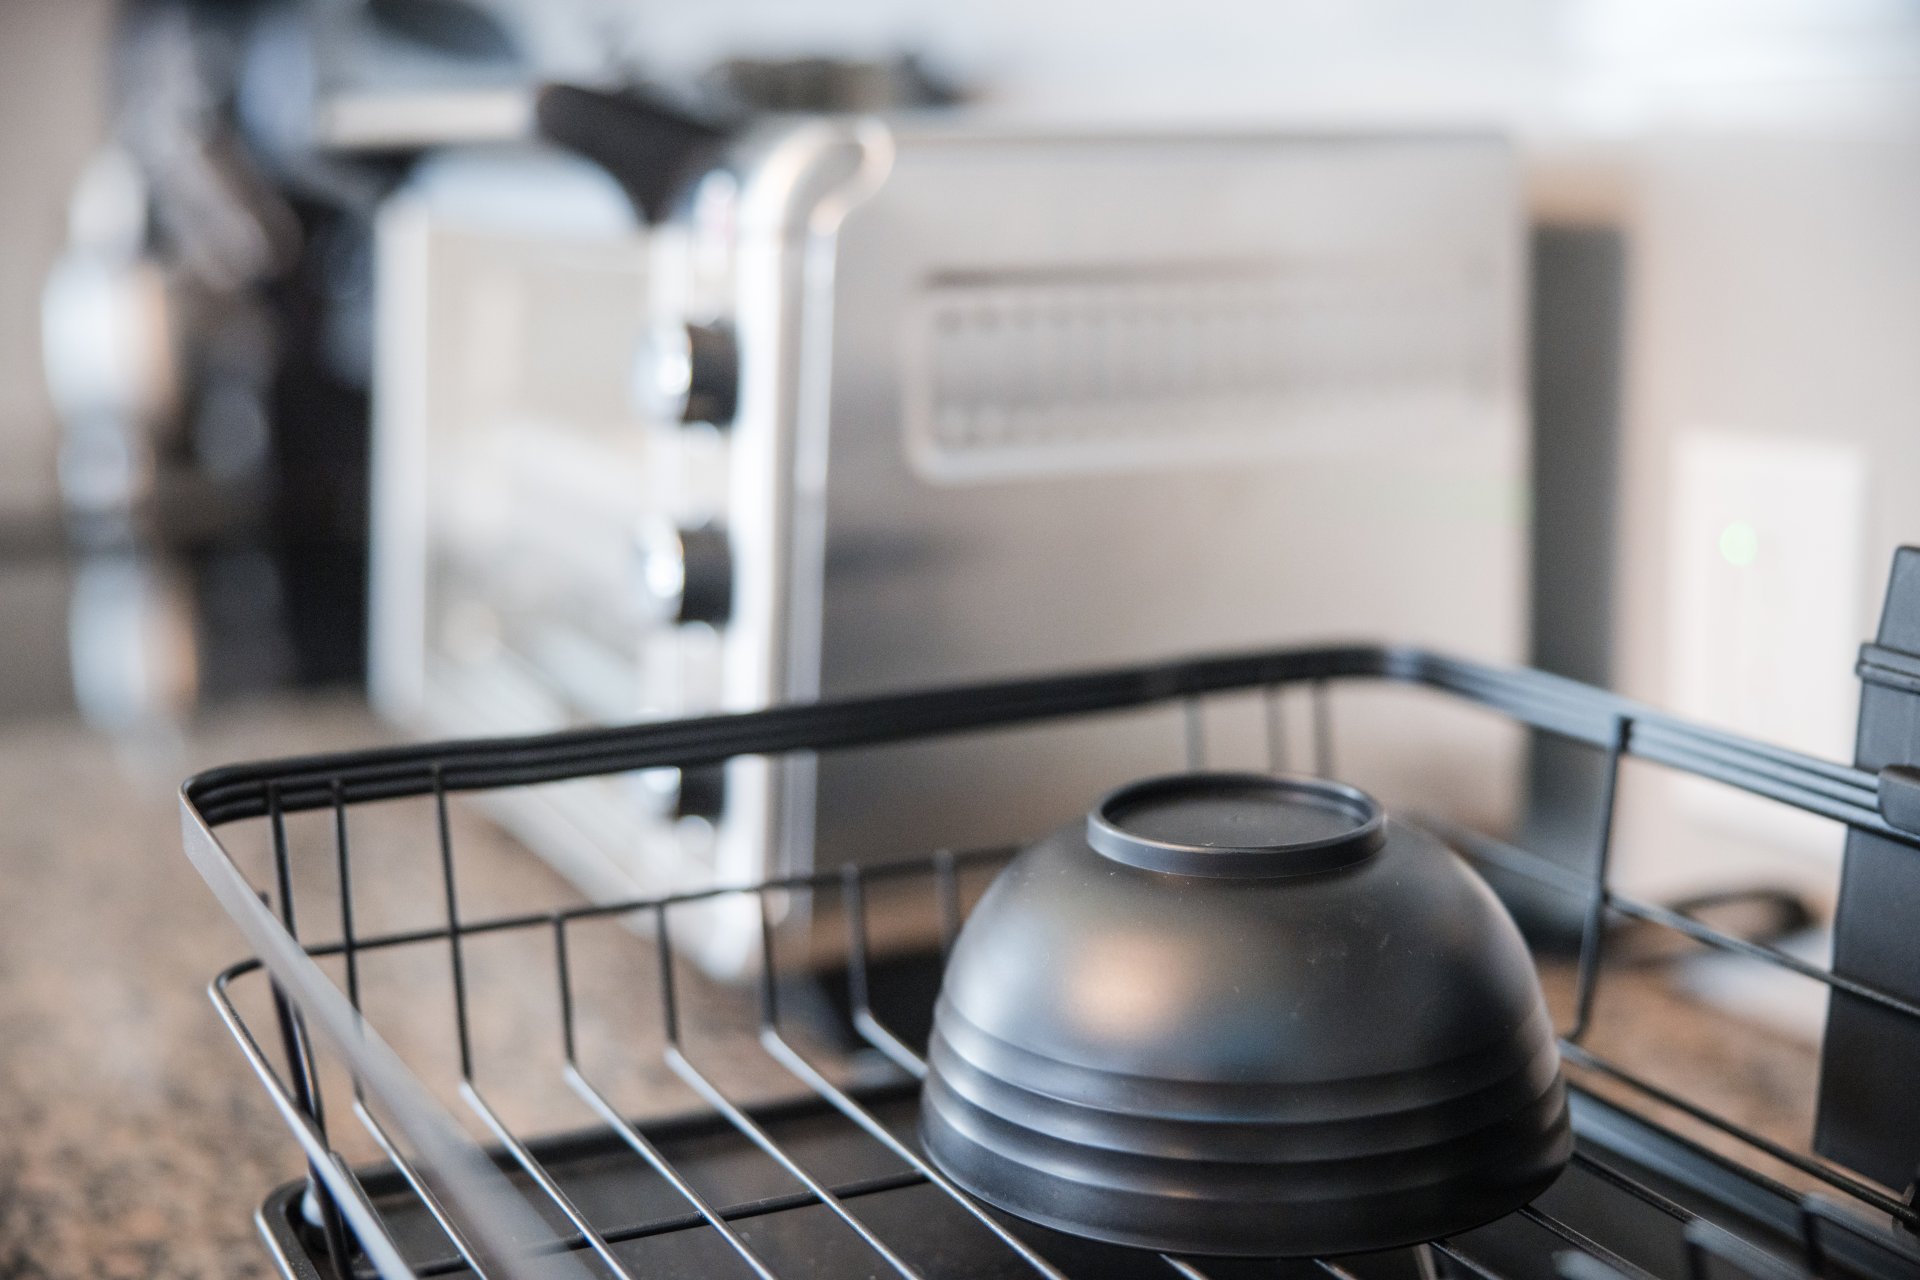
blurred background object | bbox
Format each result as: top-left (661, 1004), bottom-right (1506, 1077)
top-left (0, 0), bottom-right (1914, 966)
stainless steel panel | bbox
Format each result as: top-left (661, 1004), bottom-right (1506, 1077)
top-left (771, 129), bottom-right (1528, 877)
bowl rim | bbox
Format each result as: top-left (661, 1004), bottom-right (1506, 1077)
top-left (1086, 771), bottom-right (1387, 878)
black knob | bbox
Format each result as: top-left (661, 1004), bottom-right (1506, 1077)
top-left (635, 320), bottom-right (738, 425)
top-left (636, 522), bottom-right (731, 625)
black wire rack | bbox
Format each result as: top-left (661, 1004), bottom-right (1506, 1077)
top-left (181, 644), bottom-right (1920, 1280)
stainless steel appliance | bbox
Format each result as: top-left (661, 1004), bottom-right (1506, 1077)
top-left (370, 106), bottom-right (1529, 965)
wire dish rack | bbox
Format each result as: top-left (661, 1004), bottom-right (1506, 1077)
top-left (181, 644), bottom-right (1920, 1280)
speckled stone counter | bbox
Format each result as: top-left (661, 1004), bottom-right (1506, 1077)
top-left (0, 703), bottom-right (347, 1277)
top-left (0, 699), bottom-right (813, 1279)
top-left (0, 701), bottom-right (460, 1277)
top-left (0, 698), bottom-right (1830, 1278)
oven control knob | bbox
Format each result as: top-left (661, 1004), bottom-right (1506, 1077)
top-left (635, 320), bottom-right (738, 426)
top-left (636, 521), bottom-right (731, 625)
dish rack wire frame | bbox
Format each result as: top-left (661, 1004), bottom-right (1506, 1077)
top-left (181, 643), bottom-right (1920, 1280)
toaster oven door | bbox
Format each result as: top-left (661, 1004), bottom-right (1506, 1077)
top-left (762, 129), bottom-right (1530, 887)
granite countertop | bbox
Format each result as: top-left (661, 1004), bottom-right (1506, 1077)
top-left (0, 698), bottom-right (1830, 1278)
top-left (0, 701), bottom-right (406, 1278)
top-left (0, 698), bottom-right (807, 1280)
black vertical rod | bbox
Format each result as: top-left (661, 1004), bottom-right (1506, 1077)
top-left (757, 894), bottom-right (781, 1029)
top-left (432, 770), bottom-right (474, 1081)
top-left (267, 785), bottom-right (355, 1279)
top-left (1797, 1199), bottom-right (1828, 1277)
top-left (331, 782), bottom-right (360, 1013)
top-left (1569, 715), bottom-right (1630, 1043)
top-left (554, 916), bottom-right (578, 1065)
top-left (934, 849), bottom-right (961, 958)
top-left (655, 902), bottom-right (681, 1046)
top-left (843, 865), bottom-right (871, 1019)
top-left (1263, 685), bottom-right (1287, 773)
top-left (1183, 696), bottom-right (1205, 770)
top-left (1312, 680), bottom-right (1335, 777)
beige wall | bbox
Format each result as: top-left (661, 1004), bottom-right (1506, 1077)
top-left (0, 1), bottom-right (112, 716)
top-left (1605, 120), bottom-right (1920, 904)
top-left (0, 0), bottom-right (113, 515)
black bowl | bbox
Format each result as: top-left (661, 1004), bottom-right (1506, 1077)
top-left (919, 771), bottom-right (1570, 1257)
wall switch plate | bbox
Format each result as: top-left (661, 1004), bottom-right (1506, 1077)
top-left (1663, 429), bottom-right (1867, 871)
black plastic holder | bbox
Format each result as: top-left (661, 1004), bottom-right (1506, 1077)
top-left (184, 597), bottom-right (1920, 1279)
top-left (1819, 546), bottom-right (1920, 1189)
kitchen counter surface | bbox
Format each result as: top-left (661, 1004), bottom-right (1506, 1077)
top-left (0, 698), bottom-right (807, 1280)
top-left (0, 699), bottom-right (1834, 1278)
top-left (0, 701), bottom-right (405, 1278)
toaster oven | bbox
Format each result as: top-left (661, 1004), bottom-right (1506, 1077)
top-left (369, 102), bottom-right (1529, 968)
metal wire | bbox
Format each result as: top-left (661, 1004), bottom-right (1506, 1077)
top-left (1559, 1041), bottom-right (1917, 1226)
top-left (1182, 696), bottom-right (1206, 770)
top-left (269, 785), bottom-right (354, 1277)
top-left (1684, 1218), bottom-right (1812, 1280)
top-left (459, 1082), bottom-right (639, 1278)
top-left (753, 913), bottom-right (1070, 1278)
top-left (1262, 683), bottom-right (1287, 773)
top-left (352, 1100), bottom-right (489, 1278)
top-left (1568, 716), bottom-right (1628, 1044)
top-left (183, 644), bottom-right (1920, 1279)
top-left (1312, 677), bottom-right (1334, 776)
top-left (842, 869), bottom-right (931, 1080)
top-left (1519, 1204), bottom-right (1659, 1280)
top-left (655, 903), bottom-right (925, 1279)
top-left (560, 1059), bottom-right (780, 1280)
top-left (209, 966), bottom-right (422, 1279)
top-left (433, 772), bottom-right (475, 1081)
top-left (1428, 1239), bottom-right (1507, 1280)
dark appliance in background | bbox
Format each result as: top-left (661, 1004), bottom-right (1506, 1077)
top-left (1514, 216), bottom-right (1822, 956)
top-left (37, 0), bottom-right (964, 734)
top-left (1512, 220), bottom-right (1628, 943)
top-left (41, 0), bottom-right (401, 729)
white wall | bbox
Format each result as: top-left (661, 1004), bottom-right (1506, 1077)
top-left (0, 0), bottom-right (113, 516)
top-left (525, 0), bottom-right (1920, 136)
top-left (0, 1), bottom-right (113, 717)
